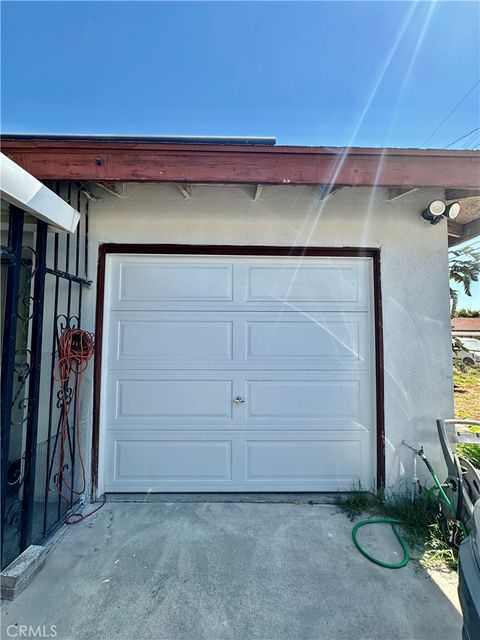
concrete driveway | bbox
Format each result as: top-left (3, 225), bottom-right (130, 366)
top-left (1, 502), bottom-right (462, 640)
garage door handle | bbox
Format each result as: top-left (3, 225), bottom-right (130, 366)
top-left (233, 396), bottom-right (245, 404)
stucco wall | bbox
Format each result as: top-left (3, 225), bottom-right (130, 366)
top-left (80, 183), bottom-right (453, 492)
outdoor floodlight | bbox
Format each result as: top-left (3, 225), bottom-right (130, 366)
top-left (445, 201), bottom-right (461, 220)
top-left (421, 200), bottom-right (446, 224)
top-left (421, 200), bottom-right (461, 225)
top-left (421, 200), bottom-right (461, 224)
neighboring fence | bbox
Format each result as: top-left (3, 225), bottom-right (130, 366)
top-left (0, 184), bottom-right (90, 570)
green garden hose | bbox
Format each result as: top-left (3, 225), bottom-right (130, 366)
top-left (352, 518), bottom-right (410, 569)
top-left (428, 463), bottom-right (468, 538)
top-left (352, 458), bottom-right (467, 568)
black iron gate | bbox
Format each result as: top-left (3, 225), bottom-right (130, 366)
top-left (1, 184), bottom-right (90, 570)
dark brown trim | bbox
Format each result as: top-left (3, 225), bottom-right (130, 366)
top-left (94, 244), bottom-right (380, 257)
top-left (372, 253), bottom-right (385, 489)
top-left (92, 244), bottom-right (385, 494)
top-left (91, 246), bottom-right (107, 495)
top-left (3, 139), bottom-right (479, 188)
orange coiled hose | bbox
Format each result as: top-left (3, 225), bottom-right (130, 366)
top-left (54, 327), bottom-right (95, 507)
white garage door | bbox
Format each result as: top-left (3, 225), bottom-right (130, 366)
top-left (100, 254), bottom-right (376, 492)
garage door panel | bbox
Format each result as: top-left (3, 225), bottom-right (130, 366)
top-left (107, 311), bottom-right (370, 370)
top-left (113, 377), bottom-right (234, 423)
top-left (103, 431), bottom-right (369, 491)
top-left (239, 259), bottom-right (370, 310)
top-left (245, 317), bottom-right (367, 365)
top-left (106, 371), bottom-right (370, 429)
top-left (109, 436), bottom-right (232, 485)
top-left (112, 258), bottom-right (233, 309)
top-left (115, 317), bottom-right (234, 364)
top-left (245, 435), bottom-right (368, 485)
top-left (245, 379), bottom-right (361, 421)
top-left (108, 256), bottom-right (371, 312)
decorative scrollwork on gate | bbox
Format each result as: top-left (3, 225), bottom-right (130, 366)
top-left (46, 314), bottom-right (81, 495)
top-left (10, 245), bottom-right (39, 427)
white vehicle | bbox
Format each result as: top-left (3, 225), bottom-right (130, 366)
top-left (458, 338), bottom-right (480, 363)
top-left (453, 340), bottom-right (478, 366)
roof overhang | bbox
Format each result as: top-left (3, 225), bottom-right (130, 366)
top-left (0, 152), bottom-right (80, 233)
top-left (1, 137), bottom-right (479, 188)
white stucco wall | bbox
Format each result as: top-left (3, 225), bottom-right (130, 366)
top-left (80, 183), bottom-right (453, 493)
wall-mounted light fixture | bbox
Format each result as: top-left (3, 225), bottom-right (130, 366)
top-left (421, 200), bottom-right (461, 225)
top-left (445, 202), bottom-right (461, 220)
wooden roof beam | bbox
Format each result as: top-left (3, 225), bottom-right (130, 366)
top-left (2, 140), bottom-right (479, 188)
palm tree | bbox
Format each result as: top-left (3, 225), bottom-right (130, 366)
top-left (449, 244), bottom-right (480, 315)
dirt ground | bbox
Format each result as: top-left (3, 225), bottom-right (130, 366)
top-left (454, 366), bottom-right (480, 420)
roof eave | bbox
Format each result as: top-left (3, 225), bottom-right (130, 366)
top-left (1, 137), bottom-right (479, 189)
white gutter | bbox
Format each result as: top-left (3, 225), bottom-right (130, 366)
top-left (0, 153), bottom-right (80, 233)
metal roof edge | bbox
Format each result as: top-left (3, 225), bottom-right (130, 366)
top-left (1, 133), bottom-right (277, 146)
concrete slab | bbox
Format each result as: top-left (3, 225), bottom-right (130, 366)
top-left (0, 503), bottom-right (462, 640)
top-left (0, 545), bottom-right (46, 600)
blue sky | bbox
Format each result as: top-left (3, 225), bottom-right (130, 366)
top-left (2, 1), bottom-right (479, 308)
top-left (2, 1), bottom-right (479, 149)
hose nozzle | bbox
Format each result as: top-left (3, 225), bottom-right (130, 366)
top-left (402, 440), bottom-right (424, 456)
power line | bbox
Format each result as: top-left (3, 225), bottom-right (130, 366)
top-left (444, 126), bottom-right (480, 149)
top-left (462, 129), bottom-right (480, 147)
top-left (422, 80), bottom-right (480, 146)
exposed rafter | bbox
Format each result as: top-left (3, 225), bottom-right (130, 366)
top-left (177, 184), bottom-right (192, 199)
top-left (80, 188), bottom-right (101, 203)
top-left (445, 189), bottom-right (480, 201)
top-left (447, 221), bottom-right (463, 239)
top-left (95, 182), bottom-right (126, 198)
top-left (448, 218), bottom-right (480, 247)
top-left (318, 186), bottom-right (340, 201)
top-left (253, 185), bottom-right (263, 201)
top-left (387, 187), bottom-right (419, 202)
